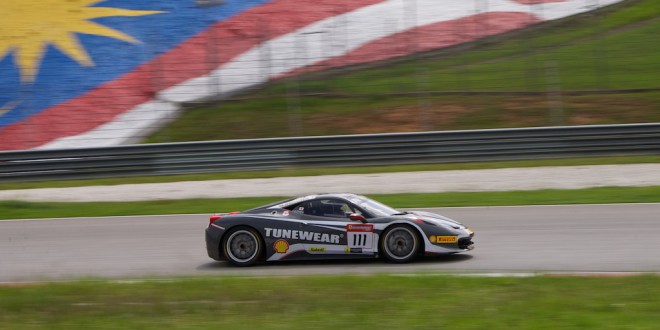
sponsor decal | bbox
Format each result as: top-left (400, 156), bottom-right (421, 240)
top-left (282, 210), bottom-right (290, 216)
top-left (273, 239), bottom-right (289, 253)
top-left (265, 228), bottom-right (340, 244)
top-left (308, 247), bottom-right (325, 253)
top-left (345, 247), bottom-right (351, 253)
top-left (350, 248), bottom-right (362, 253)
top-left (431, 236), bottom-right (458, 244)
top-left (347, 224), bottom-right (373, 232)
top-left (347, 224), bottom-right (373, 249)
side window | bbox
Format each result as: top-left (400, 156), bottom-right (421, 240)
top-left (310, 199), bottom-right (360, 219)
top-left (288, 199), bottom-right (366, 219)
top-left (286, 199), bottom-right (372, 219)
top-left (286, 202), bottom-right (306, 213)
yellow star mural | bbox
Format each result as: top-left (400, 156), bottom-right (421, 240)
top-left (0, 0), bottom-right (163, 81)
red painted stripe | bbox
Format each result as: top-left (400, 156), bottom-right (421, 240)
top-left (0, 0), bottom-right (383, 150)
top-left (281, 12), bottom-right (540, 78)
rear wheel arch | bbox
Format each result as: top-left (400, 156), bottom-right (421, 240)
top-left (221, 225), bottom-right (266, 266)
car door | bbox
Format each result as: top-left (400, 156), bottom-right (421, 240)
top-left (296, 198), bottom-right (376, 257)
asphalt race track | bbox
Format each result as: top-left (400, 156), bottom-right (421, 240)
top-left (1, 204), bottom-right (659, 282)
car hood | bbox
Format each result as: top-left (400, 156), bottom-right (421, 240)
top-left (406, 210), bottom-right (466, 229)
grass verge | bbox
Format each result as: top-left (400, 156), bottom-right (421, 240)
top-left (1, 275), bottom-right (658, 329)
top-left (1, 155), bottom-right (658, 190)
top-left (1, 186), bottom-right (659, 220)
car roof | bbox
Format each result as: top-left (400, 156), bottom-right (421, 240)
top-left (259, 193), bottom-right (363, 211)
top-left (306, 193), bottom-right (363, 200)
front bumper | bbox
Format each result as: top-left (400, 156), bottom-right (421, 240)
top-left (458, 237), bottom-right (475, 250)
top-left (424, 228), bottom-right (475, 254)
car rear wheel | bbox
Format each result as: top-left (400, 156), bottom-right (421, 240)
top-left (380, 225), bottom-right (419, 263)
top-left (222, 227), bottom-right (263, 266)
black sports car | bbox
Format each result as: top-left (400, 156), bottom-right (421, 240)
top-left (205, 193), bottom-right (474, 266)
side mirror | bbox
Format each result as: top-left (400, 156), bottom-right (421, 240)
top-left (349, 214), bottom-right (366, 222)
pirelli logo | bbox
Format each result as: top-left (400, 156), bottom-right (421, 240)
top-left (429, 235), bottom-right (458, 244)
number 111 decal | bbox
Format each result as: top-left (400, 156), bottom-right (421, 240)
top-left (346, 223), bottom-right (374, 252)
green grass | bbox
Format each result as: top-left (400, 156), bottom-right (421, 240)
top-left (1, 275), bottom-right (659, 329)
top-left (2, 155), bottom-right (659, 190)
top-left (147, 0), bottom-right (660, 143)
top-left (2, 186), bottom-right (659, 220)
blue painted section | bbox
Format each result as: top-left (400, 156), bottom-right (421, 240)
top-left (0, 0), bottom-right (272, 128)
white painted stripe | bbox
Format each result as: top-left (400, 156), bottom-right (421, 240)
top-left (267, 243), bottom-right (306, 261)
top-left (309, 224), bottom-right (348, 232)
top-left (210, 223), bottom-right (225, 230)
top-left (39, 101), bottom-right (179, 149)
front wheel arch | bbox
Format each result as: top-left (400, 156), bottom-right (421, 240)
top-left (379, 224), bottom-right (422, 263)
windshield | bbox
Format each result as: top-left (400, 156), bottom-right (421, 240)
top-left (351, 195), bottom-right (400, 217)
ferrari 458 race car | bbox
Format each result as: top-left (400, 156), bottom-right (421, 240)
top-left (205, 193), bottom-right (474, 266)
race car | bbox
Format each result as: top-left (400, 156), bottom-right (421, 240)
top-left (205, 193), bottom-right (474, 266)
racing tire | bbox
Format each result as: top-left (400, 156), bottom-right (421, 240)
top-left (222, 227), bottom-right (263, 267)
top-left (380, 225), bottom-right (419, 263)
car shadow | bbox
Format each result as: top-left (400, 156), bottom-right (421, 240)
top-left (196, 253), bottom-right (473, 271)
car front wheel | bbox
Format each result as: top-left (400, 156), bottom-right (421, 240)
top-left (380, 225), bottom-right (419, 263)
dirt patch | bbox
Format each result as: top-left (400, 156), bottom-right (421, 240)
top-left (567, 95), bottom-right (658, 124)
top-left (569, 113), bottom-right (603, 125)
top-left (304, 93), bottom-right (660, 136)
top-left (500, 97), bottom-right (550, 127)
top-left (497, 94), bottom-right (660, 127)
top-left (306, 104), bottom-right (473, 134)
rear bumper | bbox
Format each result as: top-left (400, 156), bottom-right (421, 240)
top-left (205, 227), bottom-right (224, 261)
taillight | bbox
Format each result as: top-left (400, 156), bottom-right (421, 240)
top-left (209, 211), bottom-right (240, 225)
top-left (209, 214), bottom-right (222, 225)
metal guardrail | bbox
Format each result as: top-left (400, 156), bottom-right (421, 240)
top-left (0, 123), bottom-right (659, 182)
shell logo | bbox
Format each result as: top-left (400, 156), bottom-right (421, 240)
top-left (273, 239), bottom-right (289, 253)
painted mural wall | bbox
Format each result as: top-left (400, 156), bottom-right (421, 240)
top-left (0, 0), bottom-right (624, 150)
